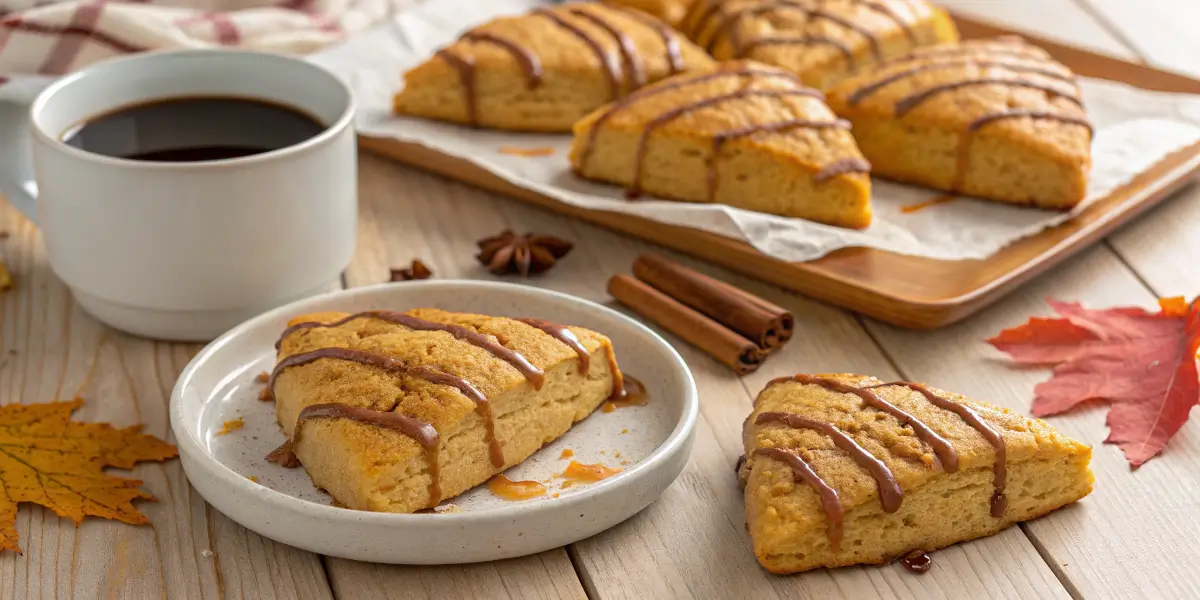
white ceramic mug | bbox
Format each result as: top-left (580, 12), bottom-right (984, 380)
top-left (4, 50), bottom-right (357, 341)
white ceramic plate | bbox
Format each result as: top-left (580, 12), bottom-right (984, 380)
top-left (170, 281), bottom-right (698, 563)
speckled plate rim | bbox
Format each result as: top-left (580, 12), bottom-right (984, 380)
top-left (169, 280), bottom-right (698, 562)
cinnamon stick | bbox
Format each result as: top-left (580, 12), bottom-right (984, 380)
top-left (608, 274), bottom-right (764, 375)
top-left (632, 254), bottom-right (794, 351)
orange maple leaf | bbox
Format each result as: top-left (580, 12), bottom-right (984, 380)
top-left (0, 399), bottom-right (178, 554)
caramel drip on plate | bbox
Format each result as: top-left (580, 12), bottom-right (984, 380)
top-left (577, 67), bottom-right (801, 168)
top-left (741, 35), bottom-right (856, 71)
top-left (534, 8), bottom-right (623, 99)
top-left (901, 550), bottom-right (932, 573)
top-left (870, 382), bottom-right (1009, 517)
top-left (900, 195), bottom-right (958, 213)
top-left (568, 7), bottom-right (646, 89)
top-left (461, 31), bottom-right (544, 88)
top-left (610, 375), bottom-right (648, 407)
top-left (775, 375), bottom-right (959, 472)
top-left (607, 4), bottom-right (684, 73)
top-left (701, 2), bottom-right (881, 61)
top-left (276, 310), bottom-right (544, 389)
top-left (707, 119), bottom-right (853, 200)
top-left (628, 88), bottom-right (824, 197)
top-left (847, 59), bottom-right (1076, 105)
top-left (435, 49), bottom-right (477, 126)
top-left (946, 110), bottom-right (1093, 197)
top-left (516, 318), bottom-right (590, 373)
top-left (756, 411), bottom-right (903, 512)
top-left (814, 158), bottom-right (872, 182)
top-left (894, 78), bottom-right (1082, 116)
top-left (753, 447), bottom-right (844, 551)
top-left (269, 347), bottom-right (505, 469)
top-left (487, 474), bottom-right (547, 500)
top-left (294, 403), bottom-right (443, 504)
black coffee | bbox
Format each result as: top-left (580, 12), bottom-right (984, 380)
top-left (62, 96), bottom-right (325, 162)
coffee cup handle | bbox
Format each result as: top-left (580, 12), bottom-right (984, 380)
top-left (0, 100), bottom-right (39, 225)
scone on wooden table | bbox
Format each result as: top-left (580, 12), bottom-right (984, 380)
top-left (741, 374), bottom-right (1093, 574)
top-left (569, 61), bottom-right (873, 228)
top-left (679, 0), bottom-right (958, 90)
top-left (602, 0), bottom-right (699, 28)
top-left (393, 2), bottom-right (715, 132)
top-left (826, 38), bottom-right (1093, 209)
top-left (269, 309), bottom-right (621, 513)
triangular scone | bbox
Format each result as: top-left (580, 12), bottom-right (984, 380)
top-left (741, 374), bottom-right (1093, 574)
top-left (271, 308), bottom-right (622, 513)
top-left (603, 0), bottom-right (699, 28)
top-left (680, 0), bottom-right (959, 90)
top-left (826, 38), bottom-right (1092, 209)
top-left (569, 61), bottom-right (873, 229)
top-left (393, 3), bottom-right (715, 132)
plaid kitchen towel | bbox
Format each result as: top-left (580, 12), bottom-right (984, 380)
top-left (0, 0), bottom-right (415, 85)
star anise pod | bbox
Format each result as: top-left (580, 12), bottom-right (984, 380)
top-left (389, 259), bottom-right (433, 282)
top-left (475, 230), bottom-right (573, 276)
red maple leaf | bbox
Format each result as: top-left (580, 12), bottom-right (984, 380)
top-left (988, 297), bottom-right (1200, 467)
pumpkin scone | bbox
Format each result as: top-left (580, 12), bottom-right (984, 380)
top-left (268, 309), bottom-right (622, 513)
top-left (569, 61), bottom-right (873, 228)
top-left (603, 0), bottom-right (699, 28)
top-left (680, 0), bottom-right (959, 90)
top-left (826, 37), bottom-right (1093, 209)
top-left (393, 2), bottom-right (715, 132)
top-left (740, 374), bottom-right (1093, 574)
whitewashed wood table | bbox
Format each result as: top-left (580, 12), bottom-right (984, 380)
top-left (2, 1), bottom-right (1199, 598)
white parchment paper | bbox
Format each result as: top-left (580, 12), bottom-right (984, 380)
top-left (308, 0), bottom-right (1200, 261)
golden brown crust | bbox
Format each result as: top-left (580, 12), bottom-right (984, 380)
top-left (680, 0), bottom-right (959, 90)
top-left (393, 2), bottom-right (715, 132)
top-left (603, 0), bottom-right (699, 28)
top-left (826, 38), bottom-right (1092, 208)
top-left (569, 61), bottom-right (873, 228)
top-left (272, 309), bottom-right (619, 513)
top-left (742, 373), bottom-right (1093, 573)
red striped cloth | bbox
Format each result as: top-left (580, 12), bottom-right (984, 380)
top-left (0, 0), bottom-right (407, 84)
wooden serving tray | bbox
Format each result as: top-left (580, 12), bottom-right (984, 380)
top-left (359, 12), bottom-right (1200, 329)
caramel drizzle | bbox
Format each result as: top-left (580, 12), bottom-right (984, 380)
top-left (534, 8), bottom-right (623, 99)
top-left (461, 31), bottom-right (544, 88)
top-left (941, 109), bottom-right (1092, 206)
top-left (754, 447), bottom-right (845, 551)
top-left (568, 7), bottom-right (646, 90)
top-left (894, 78), bottom-right (1082, 117)
top-left (815, 158), bottom-right (872, 182)
top-left (294, 403), bottom-right (443, 504)
top-left (774, 375), bottom-right (959, 472)
top-left (707, 119), bottom-right (853, 200)
top-left (435, 49), bottom-right (477, 126)
top-left (757, 412), bottom-right (903, 512)
top-left (577, 67), bottom-right (801, 168)
top-left (603, 342), bottom-right (626, 401)
top-left (606, 4), bottom-right (684, 73)
top-left (516, 318), bottom-right (590, 373)
top-left (901, 43), bottom-right (1045, 65)
top-left (741, 35), bottom-right (856, 71)
top-left (269, 347), bottom-right (506, 469)
top-left (276, 310), bottom-right (544, 389)
top-left (868, 382), bottom-right (1010, 517)
top-left (847, 59), bottom-right (1077, 105)
top-left (629, 88), bottom-right (825, 197)
top-left (702, 2), bottom-right (882, 62)
top-left (967, 109), bottom-right (1093, 135)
